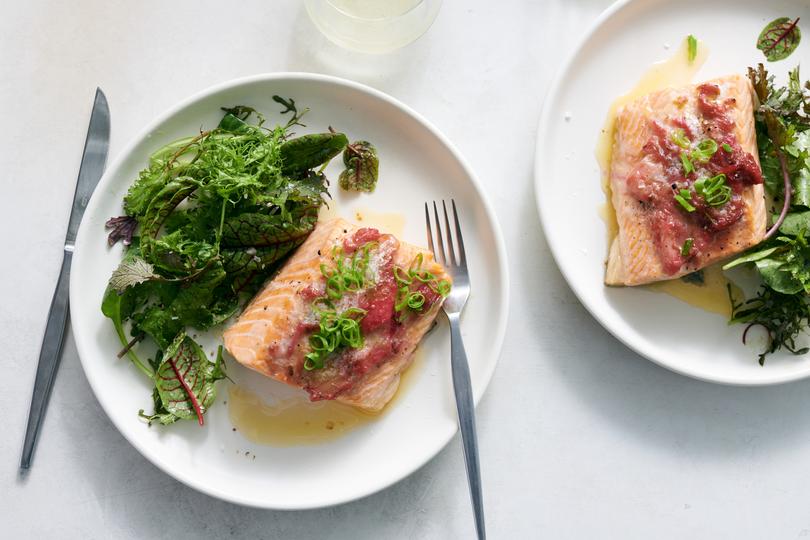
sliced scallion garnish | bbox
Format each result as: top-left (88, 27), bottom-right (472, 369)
top-left (393, 255), bottom-right (452, 321)
top-left (681, 238), bottom-right (694, 257)
top-left (674, 189), bottom-right (696, 212)
top-left (690, 139), bottom-right (718, 163)
top-left (670, 128), bottom-right (690, 149)
top-left (681, 152), bottom-right (694, 175)
top-left (695, 173), bottom-right (732, 207)
top-left (304, 307), bottom-right (367, 371)
top-left (687, 35), bottom-right (698, 63)
top-left (320, 242), bottom-right (376, 300)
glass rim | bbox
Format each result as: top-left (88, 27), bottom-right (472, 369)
top-left (324, 0), bottom-right (427, 22)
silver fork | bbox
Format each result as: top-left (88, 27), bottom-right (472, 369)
top-left (425, 200), bottom-right (485, 540)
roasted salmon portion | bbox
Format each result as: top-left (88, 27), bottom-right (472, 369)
top-left (223, 218), bottom-right (450, 412)
top-left (605, 74), bottom-right (765, 286)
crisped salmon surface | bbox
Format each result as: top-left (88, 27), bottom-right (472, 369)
top-left (223, 218), bottom-right (449, 412)
top-left (605, 74), bottom-right (765, 286)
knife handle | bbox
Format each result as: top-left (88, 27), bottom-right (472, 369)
top-left (20, 250), bottom-right (72, 470)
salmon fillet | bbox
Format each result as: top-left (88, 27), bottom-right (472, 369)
top-left (605, 74), bottom-right (765, 286)
top-left (223, 218), bottom-right (450, 412)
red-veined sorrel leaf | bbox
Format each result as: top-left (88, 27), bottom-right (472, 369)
top-left (220, 209), bottom-right (317, 247)
top-left (757, 17), bottom-right (801, 62)
top-left (152, 334), bottom-right (222, 425)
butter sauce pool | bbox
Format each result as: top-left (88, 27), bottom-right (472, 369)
top-left (228, 348), bottom-right (426, 446)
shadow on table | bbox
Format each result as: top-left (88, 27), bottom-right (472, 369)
top-left (516, 192), bottom-right (810, 461)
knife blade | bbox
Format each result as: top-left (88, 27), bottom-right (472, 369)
top-left (20, 88), bottom-right (110, 470)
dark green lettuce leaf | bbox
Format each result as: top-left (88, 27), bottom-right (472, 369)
top-left (221, 211), bottom-right (317, 247)
top-left (134, 306), bottom-right (182, 350)
top-left (755, 256), bottom-right (804, 294)
top-left (221, 242), bottom-right (302, 275)
top-left (727, 232), bottom-right (810, 296)
top-left (139, 178), bottom-right (199, 264)
top-left (779, 210), bottom-right (810, 235)
top-left (279, 132), bottom-right (348, 174)
top-left (147, 229), bottom-right (218, 274)
top-left (169, 262), bottom-right (231, 329)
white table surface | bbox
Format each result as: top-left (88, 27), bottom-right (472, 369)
top-left (6, 1), bottom-right (810, 538)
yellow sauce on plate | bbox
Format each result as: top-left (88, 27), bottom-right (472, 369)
top-left (319, 198), bottom-right (406, 237)
top-left (596, 38), bottom-right (709, 197)
top-left (352, 207), bottom-right (406, 237)
top-left (645, 264), bottom-right (735, 317)
top-left (597, 38), bottom-right (741, 315)
top-left (228, 386), bottom-right (376, 446)
top-left (228, 348), bottom-right (426, 446)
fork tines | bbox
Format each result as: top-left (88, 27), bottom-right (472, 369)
top-left (424, 199), bottom-right (466, 268)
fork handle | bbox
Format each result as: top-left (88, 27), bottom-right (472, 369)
top-left (447, 311), bottom-right (486, 540)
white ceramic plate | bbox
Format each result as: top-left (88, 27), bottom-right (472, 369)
top-left (70, 73), bottom-right (508, 509)
top-left (536, 0), bottom-right (810, 385)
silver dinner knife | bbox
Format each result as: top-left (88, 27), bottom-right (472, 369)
top-left (20, 88), bottom-right (110, 470)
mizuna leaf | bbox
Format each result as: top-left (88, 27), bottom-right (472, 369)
top-left (272, 95), bottom-right (308, 129)
top-left (135, 305), bottom-right (183, 350)
top-left (108, 257), bottom-right (161, 293)
top-left (729, 286), bottom-right (810, 365)
top-left (757, 17), bottom-right (801, 62)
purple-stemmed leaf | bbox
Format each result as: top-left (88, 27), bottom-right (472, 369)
top-left (105, 215), bottom-right (137, 246)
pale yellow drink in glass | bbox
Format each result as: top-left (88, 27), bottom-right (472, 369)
top-left (305, 0), bottom-right (442, 54)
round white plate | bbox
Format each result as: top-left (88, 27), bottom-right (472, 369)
top-left (70, 73), bottom-right (508, 509)
top-left (535, 0), bottom-right (810, 385)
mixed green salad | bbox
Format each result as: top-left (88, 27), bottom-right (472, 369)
top-left (102, 97), bottom-right (377, 426)
top-left (725, 64), bottom-right (810, 364)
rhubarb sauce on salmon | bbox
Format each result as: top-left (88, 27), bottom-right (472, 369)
top-left (605, 73), bottom-right (764, 287)
top-left (597, 39), bottom-right (760, 315)
top-left (223, 218), bottom-right (450, 413)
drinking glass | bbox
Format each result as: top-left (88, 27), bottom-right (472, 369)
top-left (305, 0), bottom-right (443, 54)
